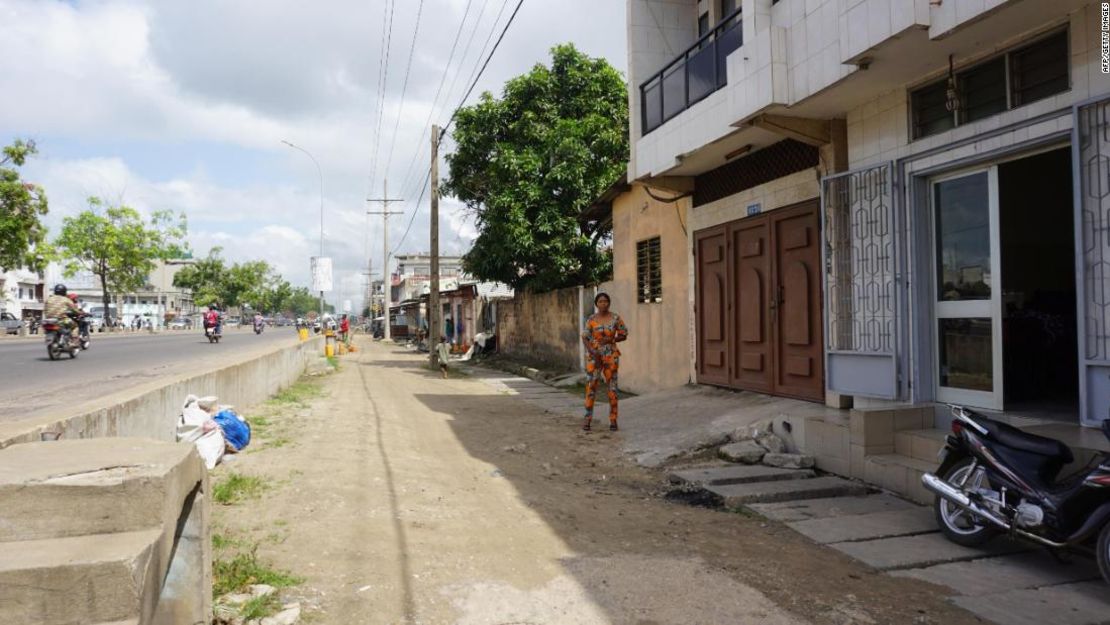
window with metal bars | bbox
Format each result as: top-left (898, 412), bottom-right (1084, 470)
top-left (636, 237), bottom-right (662, 304)
top-left (910, 29), bottom-right (1069, 140)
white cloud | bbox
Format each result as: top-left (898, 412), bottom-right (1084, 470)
top-left (1, 0), bottom-right (627, 309)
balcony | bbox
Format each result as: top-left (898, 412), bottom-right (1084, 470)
top-left (640, 7), bottom-right (743, 135)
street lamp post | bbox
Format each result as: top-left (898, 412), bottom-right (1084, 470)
top-left (281, 140), bottom-right (325, 318)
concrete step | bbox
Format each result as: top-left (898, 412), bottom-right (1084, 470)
top-left (748, 493), bottom-right (918, 522)
top-left (0, 438), bottom-right (203, 542)
top-left (0, 530), bottom-right (163, 625)
top-left (894, 428), bottom-right (948, 463)
top-left (864, 453), bottom-right (939, 505)
top-left (668, 464), bottom-right (816, 487)
top-left (705, 475), bottom-right (870, 506)
top-left (786, 505), bottom-right (937, 544)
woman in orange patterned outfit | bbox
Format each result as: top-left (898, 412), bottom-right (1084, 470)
top-left (581, 292), bottom-right (628, 432)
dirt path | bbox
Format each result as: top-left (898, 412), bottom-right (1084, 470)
top-left (214, 340), bottom-right (981, 624)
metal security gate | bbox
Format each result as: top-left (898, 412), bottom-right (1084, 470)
top-left (1075, 97), bottom-right (1110, 427)
top-left (821, 163), bottom-right (901, 399)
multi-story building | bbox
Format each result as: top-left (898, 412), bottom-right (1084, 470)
top-left (0, 268), bottom-right (45, 322)
top-left (390, 254), bottom-right (464, 303)
top-left (619, 0), bottom-right (1107, 430)
top-left (43, 259), bottom-right (196, 327)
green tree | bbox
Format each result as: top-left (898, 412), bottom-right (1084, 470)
top-left (172, 248), bottom-right (227, 307)
top-left (55, 197), bottom-right (188, 320)
top-left (443, 44), bottom-right (627, 291)
top-left (0, 139), bottom-right (50, 272)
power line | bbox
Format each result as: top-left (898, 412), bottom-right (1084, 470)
top-left (382, 0), bottom-right (427, 184)
top-left (395, 0), bottom-right (477, 201)
top-left (391, 168), bottom-right (432, 256)
top-left (442, 0), bottom-right (525, 138)
top-left (392, 0), bottom-right (526, 258)
top-left (367, 0), bottom-right (398, 191)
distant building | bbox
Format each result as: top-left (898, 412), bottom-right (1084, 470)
top-left (0, 267), bottom-right (45, 321)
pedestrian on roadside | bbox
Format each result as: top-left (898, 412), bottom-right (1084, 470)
top-left (436, 335), bottom-right (451, 379)
top-left (340, 314), bottom-right (350, 343)
top-left (580, 292), bottom-right (628, 432)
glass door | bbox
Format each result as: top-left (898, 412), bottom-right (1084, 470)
top-left (932, 168), bottom-right (1004, 409)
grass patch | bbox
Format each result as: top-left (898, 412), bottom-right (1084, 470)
top-left (267, 437), bottom-right (292, 449)
top-left (268, 379), bottom-right (324, 407)
top-left (213, 473), bottom-right (267, 505)
top-left (326, 355), bottom-right (339, 369)
top-left (213, 546), bottom-right (303, 596)
top-left (240, 594), bottom-right (282, 620)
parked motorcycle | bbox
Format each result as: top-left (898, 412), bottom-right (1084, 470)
top-left (42, 315), bottom-right (83, 360)
top-left (922, 404), bottom-right (1110, 584)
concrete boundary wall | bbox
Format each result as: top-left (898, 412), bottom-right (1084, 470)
top-left (0, 337), bottom-right (324, 449)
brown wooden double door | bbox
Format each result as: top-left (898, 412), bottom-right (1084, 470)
top-left (694, 200), bottom-right (824, 402)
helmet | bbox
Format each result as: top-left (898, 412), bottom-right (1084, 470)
top-left (53, 284), bottom-right (67, 296)
top-left (67, 293), bottom-right (79, 302)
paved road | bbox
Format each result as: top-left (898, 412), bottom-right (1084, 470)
top-left (0, 328), bottom-right (297, 423)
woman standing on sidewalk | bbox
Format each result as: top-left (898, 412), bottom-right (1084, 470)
top-left (581, 292), bottom-right (628, 432)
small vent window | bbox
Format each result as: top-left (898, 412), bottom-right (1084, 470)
top-left (636, 237), bottom-right (662, 304)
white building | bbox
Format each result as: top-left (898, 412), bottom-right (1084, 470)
top-left (0, 267), bottom-right (45, 321)
top-left (627, 0), bottom-right (1106, 429)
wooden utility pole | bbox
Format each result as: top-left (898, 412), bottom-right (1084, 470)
top-left (429, 125), bottom-right (441, 367)
top-left (367, 178), bottom-right (403, 341)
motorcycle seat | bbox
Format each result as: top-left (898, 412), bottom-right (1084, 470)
top-left (981, 417), bottom-right (1073, 463)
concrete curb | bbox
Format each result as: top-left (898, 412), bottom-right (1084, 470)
top-left (0, 337), bottom-right (325, 449)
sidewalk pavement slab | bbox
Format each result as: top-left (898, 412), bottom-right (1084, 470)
top-left (786, 507), bottom-right (937, 544)
top-left (748, 493), bottom-right (919, 522)
top-left (829, 532), bottom-right (1029, 571)
top-left (668, 464), bottom-right (815, 487)
top-left (890, 550), bottom-right (1103, 596)
top-left (707, 475), bottom-right (870, 506)
top-left (949, 581), bottom-right (1110, 625)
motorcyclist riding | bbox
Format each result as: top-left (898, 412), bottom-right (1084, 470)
top-left (67, 293), bottom-right (90, 341)
top-left (204, 305), bottom-right (222, 335)
top-left (44, 284), bottom-right (81, 344)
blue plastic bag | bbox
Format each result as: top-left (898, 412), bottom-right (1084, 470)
top-left (213, 409), bottom-right (251, 451)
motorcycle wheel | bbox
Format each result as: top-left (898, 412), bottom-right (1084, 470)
top-left (47, 345), bottom-right (58, 360)
top-left (68, 347), bottom-right (78, 359)
top-left (934, 457), bottom-right (997, 547)
top-left (1098, 522), bottom-right (1110, 585)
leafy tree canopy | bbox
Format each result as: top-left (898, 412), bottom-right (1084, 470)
top-left (174, 248), bottom-right (317, 315)
top-left (443, 43), bottom-right (627, 291)
top-left (0, 139), bottom-right (50, 272)
top-left (54, 197), bottom-right (187, 318)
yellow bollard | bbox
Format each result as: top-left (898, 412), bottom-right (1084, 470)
top-left (325, 342), bottom-right (334, 357)
top-left (298, 328), bottom-right (308, 341)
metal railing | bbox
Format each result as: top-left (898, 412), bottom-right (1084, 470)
top-left (640, 8), bottom-right (743, 135)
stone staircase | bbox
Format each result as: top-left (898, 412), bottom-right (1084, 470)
top-left (0, 438), bottom-right (211, 625)
top-left (669, 464), bottom-right (870, 507)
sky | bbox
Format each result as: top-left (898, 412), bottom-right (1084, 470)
top-left (0, 0), bottom-right (627, 311)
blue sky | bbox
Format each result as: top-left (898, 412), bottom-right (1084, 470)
top-left (1, 0), bottom-right (627, 309)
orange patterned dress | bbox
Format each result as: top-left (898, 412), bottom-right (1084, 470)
top-left (582, 313), bottom-right (628, 425)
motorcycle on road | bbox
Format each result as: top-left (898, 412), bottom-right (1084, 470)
top-left (204, 323), bottom-right (222, 344)
top-left (253, 319), bottom-right (264, 335)
top-left (922, 404), bottom-right (1110, 584)
top-left (42, 314), bottom-right (85, 360)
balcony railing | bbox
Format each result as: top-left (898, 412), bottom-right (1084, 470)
top-left (640, 8), bottom-right (743, 135)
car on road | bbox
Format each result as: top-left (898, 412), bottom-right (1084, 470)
top-left (226, 316), bottom-right (241, 327)
top-left (168, 318), bottom-right (192, 330)
top-left (1, 312), bottom-right (24, 335)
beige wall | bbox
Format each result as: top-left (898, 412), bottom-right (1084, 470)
top-left (608, 185), bottom-right (692, 394)
top-left (496, 286), bottom-right (586, 372)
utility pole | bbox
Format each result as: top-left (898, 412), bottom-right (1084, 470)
top-left (367, 178), bottom-right (403, 341)
top-left (429, 125), bottom-right (441, 367)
